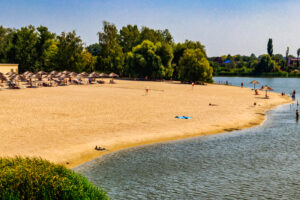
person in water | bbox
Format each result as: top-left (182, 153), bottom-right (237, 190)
top-left (296, 109), bottom-right (299, 120)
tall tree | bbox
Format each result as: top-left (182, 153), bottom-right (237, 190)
top-left (35, 26), bottom-right (56, 71)
top-left (0, 26), bottom-right (9, 62)
top-left (297, 48), bottom-right (300, 69)
top-left (178, 48), bottom-right (212, 82)
top-left (119, 25), bottom-right (140, 53)
top-left (54, 31), bottom-right (84, 72)
top-left (7, 25), bottom-right (38, 72)
top-left (96, 21), bottom-right (124, 75)
top-left (267, 38), bottom-right (273, 57)
top-left (285, 47), bottom-right (290, 71)
top-left (128, 40), bottom-right (173, 79)
top-left (254, 54), bottom-right (277, 74)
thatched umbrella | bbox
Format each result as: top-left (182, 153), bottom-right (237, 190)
top-left (260, 85), bottom-right (274, 98)
top-left (31, 74), bottom-right (42, 81)
top-left (80, 72), bottom-right (89, 77)
top-left (250, 80), bottom-right (260, 90)
top-left (88, 73), bottom-right (100, 78)
top-left (23, 71), bottom-right (32, 76)
top-left (62, 70), bottom-right (70, 75)
top-left (99, 73), bottom-right (108, 78)
top-left (108, 72), bottom-right (119, 78)
top-left (50, 70), bottom-right (58, 76)
top-left (59, 73), bottom-right (70, 80)
top-left (12, 75), bottom-right (26, 82)
top-left (69, 72), bottom-right (78, 77)
top-left (0, 76), bottom-right (7, 82)
top-left (6, 72), bottom-right (16, 76)
top-left (37, 71), bottom-right (48, 76)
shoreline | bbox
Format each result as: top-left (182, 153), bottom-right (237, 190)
top-left (0, 80), bottom-right (292, 169)
top-left (69, 99), bottom-right (292, 169)
top-left (67, 88), bottom-right (293, 168)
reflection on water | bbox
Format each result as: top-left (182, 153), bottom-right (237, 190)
top-left (75, 77), bottom-right (300, 199)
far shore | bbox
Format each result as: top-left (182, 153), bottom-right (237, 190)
top-left (0, 79), bottom-right (292, 168)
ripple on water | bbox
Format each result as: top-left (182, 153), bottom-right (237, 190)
top-left (75, 77), bottom-right (300, 199)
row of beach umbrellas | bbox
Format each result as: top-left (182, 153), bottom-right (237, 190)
top-left (0, 71), bottom-right (119, 83)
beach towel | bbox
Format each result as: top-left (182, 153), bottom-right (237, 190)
top-left (175, 116), bottom-right (192, 119)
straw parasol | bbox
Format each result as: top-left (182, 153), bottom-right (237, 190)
top-left (250, 80), bottom-right (260, 90)
top-left (260, 85), bottom-right (274, 98)
top-left (69, 72), bottom-right (78, 77)
top-left (80, 72), bottom-right (89, 77)
top-left (108, 72), bottom-right (119, 78)
top-left (62, 70), bottom-right (70, 75)
top-left (6, 72), bottom-right (16, 76)
top-left (50, 70), bottom-right (58, 76)
top-left (88, 72), bottom-right (100, 78)
top-left (99, 73), bottom-right (108, 78)
top-left (31, 74), bottom-right (42, 80)
top-left (37, 71), bottom-right (48, 76)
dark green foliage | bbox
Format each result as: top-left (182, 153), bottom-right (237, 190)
top-left (119, 25), bottom-right (140, 53)
top-left (54, 31), bottom-right (84, 72)
top-left (86, 43), bottom-right (101, 56)
top-left (254, 54), bottom-right (278, 74)
top-left (96, 21), bottom-right (125, 75)
top-left (267, 38), bottom-right (273, 57)
top-left (0, 157), bottom-right (109, 200)
top-left (178, 48), bottom-right (213, 82)
top-left (128, 40), bottom-right (173, 79)
top-left (7, 25), bottom-right (39, 72)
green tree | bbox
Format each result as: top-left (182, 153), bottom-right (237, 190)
top-left (119, 24), bottom-right (140, 53)
top-left (139, 27), bottom-right (173, 45)
top-left (35, 26), bottom-right (56, 71)
top-left (172, 40), bottom-right (207, 79)
top-left (54, 31), bottom-right (84, 72)
top-left (0, 26), bottom-right (9, 62)
top-left (87, 43), bottom-right (101, 56)
top-left (96, 21), bottom-right (125, 75)
top-left (297, 48), bottom-right (300, 68)
top-left (267, 38), bottom-right (273, 57)
top-left (178, 48), bottom-right (213, 82)
top-left (254, 54), bottom-right (277, 74)
top-left (128, 40), bottom-right (173, 79)
top-left (7, 25), bottom-right (38, 72)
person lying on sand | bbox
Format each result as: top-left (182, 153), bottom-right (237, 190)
top-left (94, 145), bottom-right (106, 151)
top-left (209, 103), bottom-right (218, 106)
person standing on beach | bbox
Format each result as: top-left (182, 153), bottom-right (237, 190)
top-left (192, 82), bottom-right (195, 89)
top-left (241, 82), bottom-right (244, 88)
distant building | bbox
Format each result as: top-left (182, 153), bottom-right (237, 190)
top-left (287, 57), bottom-right (300, 66)
top-left (0, 64), bottom-right (18, 74)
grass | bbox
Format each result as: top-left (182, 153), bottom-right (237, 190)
top-left (0, 157), bottom-right (109, 200)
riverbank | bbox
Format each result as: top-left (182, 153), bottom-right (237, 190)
top-left (0, 80), bottom-right (292, 168)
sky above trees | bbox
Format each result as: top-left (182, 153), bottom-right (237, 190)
top-left (1, 0), bottom-right (300, 56)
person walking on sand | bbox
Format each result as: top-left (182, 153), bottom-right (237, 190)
top-left (145, 87), bottom-right (149, 95)
top-left (192, 82), bottom-right (195, 89)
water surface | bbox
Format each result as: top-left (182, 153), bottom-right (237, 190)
top-left (75, 77), bottom-right (300, 199)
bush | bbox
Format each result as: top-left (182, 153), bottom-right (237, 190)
top-left (0, 157), bottom-right (109, 200)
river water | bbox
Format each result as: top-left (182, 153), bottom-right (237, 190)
top-left (75, 77), bottom-right (300, 199)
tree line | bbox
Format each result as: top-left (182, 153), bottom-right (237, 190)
top-left (0, 21), bottom-right (213, 82)
top-left (210, 38), bottom-right (300, 77)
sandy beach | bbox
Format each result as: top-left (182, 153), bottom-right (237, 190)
top-left (0, 80), bottom-right (292, 168)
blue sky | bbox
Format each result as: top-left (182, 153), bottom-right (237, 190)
top-left (1, 0), bottom-right (300, 56)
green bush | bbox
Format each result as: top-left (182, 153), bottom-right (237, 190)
top-left (0, 157), bottom-right (109, 200)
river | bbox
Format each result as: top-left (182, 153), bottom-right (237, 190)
top-left (75, 77), bottom-right (300, 199)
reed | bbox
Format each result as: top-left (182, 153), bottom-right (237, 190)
top-left (0, 157), bottom-right (109, 200)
